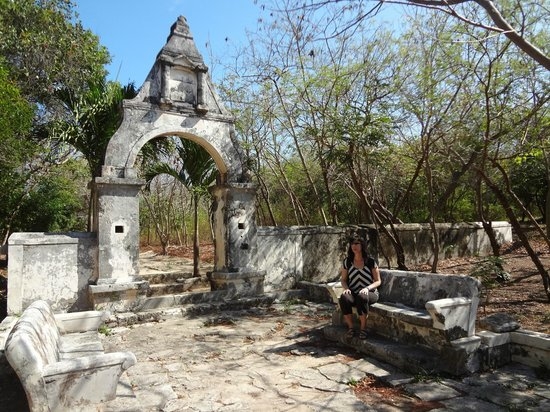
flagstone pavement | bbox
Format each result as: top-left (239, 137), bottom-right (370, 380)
top-left (1, 300), bottom-right (549, 411)
top-left (94, 301), bottom-right (550, 412)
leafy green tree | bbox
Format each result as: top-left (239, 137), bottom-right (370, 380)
top-left (15, 160), bottom-right (89, 232)
top-left (53, 80), bottom-right (138, 177)
top-left (51, 80), bottom-right (138, 229)
top-left (0, 0), bottom-right (109, 113)
top-left (0, 61), bottom-right (35, 244)
top-left (144, 138), bottom-right (218, 276)
top-left (510, 152), bottom-right (548, 222)
top-left (0, 0), bottom-right (112, 240)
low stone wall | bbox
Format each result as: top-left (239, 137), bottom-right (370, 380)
top-left (255, 222), bottom-right (512, 292)
top-left (7, 232), bottom-right (96, 315)
top-left (6, 222), bottom-right (512, 312)
top-left (253, 226), bottom-right (351, 291)
top-left (377, 222), bottom-right (512, 268)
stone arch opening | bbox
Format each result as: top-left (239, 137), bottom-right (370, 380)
top-left (120, 130), bottom-right (229, 180)
top-left (89, 16), bottom-right (264, 309)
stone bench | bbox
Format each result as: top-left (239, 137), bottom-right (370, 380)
top-left (4, 300), bottom-right (137, 412)
top-left (326, 269), bottom-right (482, 375)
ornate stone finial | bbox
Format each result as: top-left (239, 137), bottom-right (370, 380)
top-left (154, 15), bottom-right (209, 113)
top-left (158, 15), bottom-right (206, 70)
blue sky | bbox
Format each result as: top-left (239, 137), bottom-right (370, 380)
top-left (74, 0), bottom-right (260, 86)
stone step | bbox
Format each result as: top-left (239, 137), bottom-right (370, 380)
top-left (138, 271), bottom-right (196, 285)
top-left (146, 278), bottom-right (203, 297)
top-left (323, 325), bottom-right (441, 376)
top-left (106, 289), bottom-right (310, 326)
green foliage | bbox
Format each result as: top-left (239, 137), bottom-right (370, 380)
top-left (14, 160), bottom-right (88, 232)
top-left (52, 80), bottom-right (137, 177)
top-left (0, 0), bottom-right (109, 107)
top-left (0, 61), bottom-right (34, 165)
top-left (346, 378), bottom-right (359, 387)
top-left (0, 61), bottom-right (38, 241)
top-left (510, 152), bottom-right (548, 221)
top-left (0, 0), bottom-right (115, 239)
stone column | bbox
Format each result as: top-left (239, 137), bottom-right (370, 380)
top-left (92, 176), bottom-right (144, 283)
top-left (208, 183), bottom-right (265, 297)
top-left (89, 175), bottom-right (148, 312)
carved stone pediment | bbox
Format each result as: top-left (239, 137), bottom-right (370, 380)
top-left (130, 15), bottom-right (229, 118)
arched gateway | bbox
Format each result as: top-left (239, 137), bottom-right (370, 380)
top-left (89, 16), bottom-right (264, 309)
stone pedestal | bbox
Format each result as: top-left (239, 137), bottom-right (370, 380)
top-left (207, 270), bottom-right (266, 299)
top-left (93, 174), bottom-right (145, 284)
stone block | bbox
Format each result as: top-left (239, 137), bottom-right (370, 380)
top-left (477, 329), bottom-right (511, 347)
top-left (479, 312), bottom-right (520, 332)
top-left (89, 281), bottom-right (149, 313)
top-left (426, 297), bottom-right (475, 336)
top-left (207, 269), bottom-right (265, 298)
top-left (510, 329), bottom-right (550, 369)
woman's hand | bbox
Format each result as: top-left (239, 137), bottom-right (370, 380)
top-left (359, 287), bottom-right (369, 294)
top-left (342, 288), bottom-right (351, 294)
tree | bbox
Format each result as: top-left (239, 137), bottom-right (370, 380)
top-left (53, 81), bottom-right (138, 177)
top-left (401, 0), bottom-right (550, 70)
top-left (277, 0), bottom-right (550, 70)
top-left (0, 0), bottom-right (109, 113)
top-left (51, 80), bottom-right (138, 230)
top-left (143, 138), bottom-right (218, 276)
top-left (15, 160), bottom-right (88, 232)
top-left (0, 61), bottom-right (35, 244)
top-left (0, 0), bottom-right (112, 240)
top-left (510, 152), bottom-right (548, 222)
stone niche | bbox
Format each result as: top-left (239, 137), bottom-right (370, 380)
top-left (164, 66), bottom-right (198, 106)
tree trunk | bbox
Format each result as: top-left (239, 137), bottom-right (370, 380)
top-left (193, 193), bottom-right (200, 278)
top-left (475, 178), bottom-right (501, 256)
top-left (481, 170), bottom-right (550, 301)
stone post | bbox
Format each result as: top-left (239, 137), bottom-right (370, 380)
top-left (88, 174), bottom-right (148, 312)
top-left (208, 183), bottom-right (265, 297)
top-left (92, 176), bottom-right (144, 283)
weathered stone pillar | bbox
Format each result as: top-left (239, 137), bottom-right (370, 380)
top-left (88, 173), bottom-right (148, 312)
top-left (92, 175), bottom-right (144, 283)
top-left (208, 183), bottom-right (265, 297)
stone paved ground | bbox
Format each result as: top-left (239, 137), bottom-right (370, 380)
top-left (93, 302), bottom-right (550, 412)
top-left (2, 300), bottom-right (549, 411)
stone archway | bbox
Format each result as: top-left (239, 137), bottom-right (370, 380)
top-left (89, 16), bottom-right (264, 310)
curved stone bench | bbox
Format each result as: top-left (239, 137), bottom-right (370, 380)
top-left (4, 300), bottom-right (136, 412)
top-left (326, 269), bottom-right (483, 375)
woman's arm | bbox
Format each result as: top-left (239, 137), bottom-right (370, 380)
top-left (368, 267), bottom-right (381, 290)
top-left (340, 267), bottom-right (351, 294)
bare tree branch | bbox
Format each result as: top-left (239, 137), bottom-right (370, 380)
top-left (286, 0), bottom-right (550, 70)
top-left (391, 0), bottom-right (550, 70)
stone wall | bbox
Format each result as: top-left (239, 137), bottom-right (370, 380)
top-left (255, 222), bottom-right (512, 292)
top-left (6, 222), bottom-right (512, 310)
top-left (377, 222), bottom-right (512, 268)
top-left (253, 226), bottom-right (350, 291)
top-left (7, 232), bottom-right (96, 314)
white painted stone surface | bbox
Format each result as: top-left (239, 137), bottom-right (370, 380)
top-left (510, 329), bottom-right (550, 369)
top-left (7, 232), bottom-right (95, 315)
top-left (4, 300), bottom-right (136, 412)
top-left (426, 297), bottom-right (476, 336)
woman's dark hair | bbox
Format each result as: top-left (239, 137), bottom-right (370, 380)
top-left (345, 236), bottom-right (369, 266)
